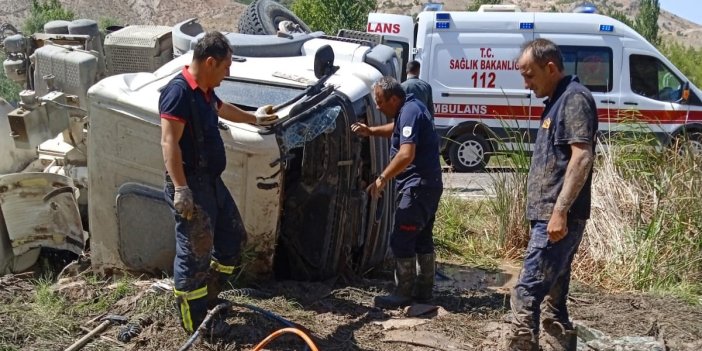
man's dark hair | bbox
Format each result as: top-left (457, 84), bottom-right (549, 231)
top-left (193, 31), bottom-right (231, 62)
top-left (521, 38), bottom-right (564, 71)
top-left (406, 60), bottom-right (421, 75)
top-left (373, 76), bottom-right (406, 101)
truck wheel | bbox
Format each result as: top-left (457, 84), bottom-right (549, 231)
top-left (238, 0), bottom-right (311, 35)
top-left (448, 133), bottom-right (490, 172)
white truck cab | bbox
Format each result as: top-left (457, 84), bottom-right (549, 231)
top-left (368, 10), bottom-right (702, 171)
top-left (85, 30), bottom-right (400, 279)
top-left (1, 15), bottom-right (401, 279)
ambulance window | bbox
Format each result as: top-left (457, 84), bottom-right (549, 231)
top-left (560, 46), bottom-right (613, 93)
top-left (630, 55), bottom-right (684, 103)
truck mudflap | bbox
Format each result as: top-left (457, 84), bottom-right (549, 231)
top-left (0, 173), bottom-right (85, 269)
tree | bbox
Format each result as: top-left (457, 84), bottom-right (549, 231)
top-left (23, 0), bottom-right (75, 34)
top-left (602, 8), bottom-right (633, 28)
top-left (291, 0), bottom-right (375, 34)
top-left (0, 52), bottom-right (23, 104)
top-left (467, 0), bottom-right (502, 12)
top-left (634, 0), bottom-right (660, 45)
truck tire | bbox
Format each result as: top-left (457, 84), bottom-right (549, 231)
top-left (238, 0), bottom-right (310, 35)
top-left (448, 133), bottom-right (490, 172)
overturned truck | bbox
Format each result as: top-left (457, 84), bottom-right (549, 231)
top-left (1, 4), bottom-right (404, 280)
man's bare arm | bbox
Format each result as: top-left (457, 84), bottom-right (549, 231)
top-left (370, 123), bottom-right (394, 138)
top-left (161, 119), bottom-right (187, 187)
top-left (367, 143), bottom-right (415, 198)
top-left (382, 143), bottom-right (415, 179)
top-left (218, 102), bottom-right (256, 124)
top-left (553, 143), bottom-right (594, 215)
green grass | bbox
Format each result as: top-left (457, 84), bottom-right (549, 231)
top-left (434, 195), bottom-right (502, 269)
top-left (443, 118), bottom-right (702, 299)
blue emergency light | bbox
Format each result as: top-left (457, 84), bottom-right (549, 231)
top-left (436, 13), bottom-right (451, 20)
top-left (599, 24), bottom-right (614, 32)
top-left (520, 22), bottom-right (534, 30)
top-left (436, 22), bottom-right (450, 29)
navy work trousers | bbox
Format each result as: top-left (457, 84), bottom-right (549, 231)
top-left (510, 219), bottom-right (586, 335)
top-left (165, 174), bottom-right (245, 331)
top-left (390, 186), bottom-right (443, 259)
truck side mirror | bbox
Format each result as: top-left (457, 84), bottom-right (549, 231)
top-left (314, 44), bottom-right (335, 79)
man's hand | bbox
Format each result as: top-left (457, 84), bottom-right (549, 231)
top-left (174, 186), bottom-right (194, 220)
top-left (255, 105), bottom-right (278, 126)
top-left (351, 122), bottom-right (371, 137)
top-left (547, 211), bottom-right (568, 242)
top-left (366, 176), bottom-right (386, 199)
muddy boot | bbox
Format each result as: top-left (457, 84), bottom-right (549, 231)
top-left (374, 257), bottom-right (416, 309)
top-left (504, 326), bottom-right (539, 351)
top-left (413, 253), bottom-right (435, 303)
top-left (207, 260), bottom-right (238, 309)
top-left (541, 320), bottom-right (577, 351)
top-left (206, 272), bottom-right (223, 309)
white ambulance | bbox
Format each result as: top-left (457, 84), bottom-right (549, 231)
top-left (368, 9), bottom-right (702, 171)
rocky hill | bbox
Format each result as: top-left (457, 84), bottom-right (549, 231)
top-left (0, 0), bottom-right (247, 33)
top-left (1, 0), bottom-right (701, 48)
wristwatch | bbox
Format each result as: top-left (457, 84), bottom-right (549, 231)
top-left (377, 174), bottom-right (386, 182)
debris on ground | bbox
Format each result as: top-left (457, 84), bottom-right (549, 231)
top-left (1, 268), bottom-right (701, 351)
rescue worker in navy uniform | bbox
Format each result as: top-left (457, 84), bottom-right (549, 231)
top-left (505, 39), bottom-right (597, 351)
top-left (159, 31), bottom-right (277, 337)
top-left (351, 76), bottom-right (443, 309)
top-left (401, 60), bottom-right (434, 119)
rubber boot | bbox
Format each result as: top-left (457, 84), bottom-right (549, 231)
top-left (504, 326), bottom-right (539, 351)
top-left (206, 271), bottom-right (223, 309)
top-left (374, 257), bottom-right (416, 309)
top-left (206, 260), bottom-right (238, 309)
top-left (413, 253), bottom-right (435, 303)
top-left (541, 320), bottom-right (577, 351)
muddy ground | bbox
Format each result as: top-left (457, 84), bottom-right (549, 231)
top-left (1, 260), bottom-right (701, 351)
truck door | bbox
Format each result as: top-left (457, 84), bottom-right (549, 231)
top-left (621, 47), bottom-right (696, 141)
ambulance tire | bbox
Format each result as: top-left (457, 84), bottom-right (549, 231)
top-left (674, 131), bottom-right (702, 156)
top-left (448, 133), bottom-right (490, 172)
top-left (238, 0), bottom-right (310, 35)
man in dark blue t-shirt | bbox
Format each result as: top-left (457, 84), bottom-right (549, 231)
top-left (351, 76), bottom-right (443, 309)
top-left (159, 31), bottom-right (277, 337)
top-left (505, 39), bottom-right (597, 351)
top-left (401, 60), bottom-right (434, 118)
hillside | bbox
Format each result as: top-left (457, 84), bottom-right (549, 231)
top-left (1, 0), bottom-right (701, 49)
top-left (376, 0), bottom-right (702, 49)
top-left (0, 0), bottom-right (247, 33)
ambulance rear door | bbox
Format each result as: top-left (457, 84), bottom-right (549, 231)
top-left (422, 12), bottom-right (536, 151)
top-left (367, 13), bottom-right (415, 80)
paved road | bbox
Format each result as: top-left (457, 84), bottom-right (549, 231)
top-left (441, 167), bottom-right (514, 199)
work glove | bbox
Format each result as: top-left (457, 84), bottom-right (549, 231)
top-left (174, 185), bottom-right (194, 220)
top-left (255, 105), bottom-right (278, 126)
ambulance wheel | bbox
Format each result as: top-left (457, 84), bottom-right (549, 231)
top-left (674, 132), bottom-right (702, 157)
top-left (448, 133), bottom-right (490, 172)
top-left (238, 0), bottom-right (311, 35)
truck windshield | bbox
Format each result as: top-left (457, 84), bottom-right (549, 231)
top-left (215, 79), bottom-right (304, 109)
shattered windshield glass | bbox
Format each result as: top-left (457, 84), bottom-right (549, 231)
top-left (280, 104), bottom-right (342, 153)
top-left (215, 79), bottom-right (303, 108)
